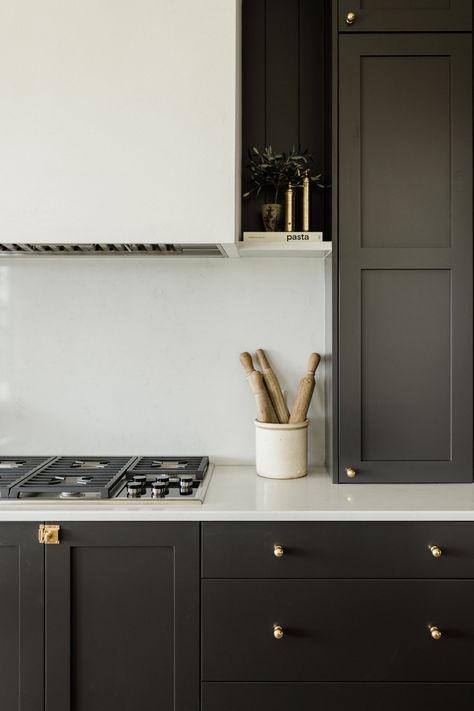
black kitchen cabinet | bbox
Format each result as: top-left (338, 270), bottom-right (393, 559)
top-left (44, 522), bottom-right (199, 711)
top-left (337, 32), bottom-right (473, 483)
top-left (0, 523), bottom-right (44, 711)
top-left (201, 521), bottom-right (474, 710)
top-left (4, 519), bottom-right (474, 710)
top-left (338, 0), bottom-right (472, 32)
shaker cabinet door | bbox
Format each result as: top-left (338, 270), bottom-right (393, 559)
top-left (0, 523), bottom-right (44, 711)
top-left (338, 34), bottom-right (472, 483)
top-left (338, 0), bottom-right (472, 32)
top-left (44, 522), bottom-right (199, 711)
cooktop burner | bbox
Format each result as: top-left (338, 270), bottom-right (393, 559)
top-left (6, 455), bottom-right (211, 502)
top-left (0, 456), bottom-right (54, 498)
top-left (11, 456), bottom-right (135, 499)
top-left (128, 456), bottom-right (209, 480)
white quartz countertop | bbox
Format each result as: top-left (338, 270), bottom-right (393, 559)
top-left (1, 466), bottom-right (474, 521)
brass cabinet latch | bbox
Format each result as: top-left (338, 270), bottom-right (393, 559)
top-left (38, 524), bottom-right (60, 545)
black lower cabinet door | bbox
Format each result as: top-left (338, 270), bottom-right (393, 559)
top-left (202, 682), bottom-right (474, 711)
top-left (0, 523), bottom-right (44, 711)
top-left (44, 522), bottom-right (199, 711)
top-left (202, 580), bottom-right (474, 682)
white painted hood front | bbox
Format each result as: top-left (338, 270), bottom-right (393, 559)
top-left (0, 0), bottom-right (240, 258)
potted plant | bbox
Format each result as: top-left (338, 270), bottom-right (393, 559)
top-left (243, 146), bottom-right (321, 231)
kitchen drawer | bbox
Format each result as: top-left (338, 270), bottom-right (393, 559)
top-left (202, 682), bottom-right (474, 711)
top-left (338, 0), bottom-right (472, 32)
top-left (202, 522), bottom-right (474, 578)
top-left (202, 580), bottom-right (474, 682)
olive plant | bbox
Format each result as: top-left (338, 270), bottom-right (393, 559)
top-left (243, 146), bottom-right (321, 203)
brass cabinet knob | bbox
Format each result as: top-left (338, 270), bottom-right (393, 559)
top-left (429, 544), bottom-right (443, 558)
top-left (345, 467), bottom-right (357, 479)
top-left (345, 11), bottom-right (357, 25)
top-left (274, 545), bottom-right (284, 558)
top-left (273, 625), bottom-right (284, 640)
top-left (429, 625), bottom-right (442, 641)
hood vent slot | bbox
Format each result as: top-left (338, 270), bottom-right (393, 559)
top-left (0, 243), bottom-right (226, 257)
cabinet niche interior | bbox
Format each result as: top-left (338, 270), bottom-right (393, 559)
top-left (241, 0), bottom-right (332, 239)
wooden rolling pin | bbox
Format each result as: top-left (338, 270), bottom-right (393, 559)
top-left (255, 348), bottom-right (289, 424)
top-left (239, 352), bottom-right (278, 423)
top-left (289, 353), bottom-right (321, 423)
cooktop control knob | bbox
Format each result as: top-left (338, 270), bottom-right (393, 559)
top-left (179, 475), bottom-right (194, 496)
top-left (151, 480), bottom-right (168, 498)
top-left (133, 474), bottom-right (147, 494)
top-left (155, 474), bottom-right (170, 492)
top-left (127, 481), bottom-right (142, 498)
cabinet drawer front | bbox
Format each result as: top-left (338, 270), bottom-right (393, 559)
top-left (202, 682), bottom-right (474, 711)
top-left (338, 0), bottom-right (472, 32)
top-left (202, 522), bottom-right (474, 578)
top-left (202, 580), bottom-right (474, 682)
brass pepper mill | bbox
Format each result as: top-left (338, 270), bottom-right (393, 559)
top-left (285, 182), bottom-right (295, 231)
top-left (301, 170), bottom-right (310, 231)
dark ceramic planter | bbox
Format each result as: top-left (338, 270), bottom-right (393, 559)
top-left (261, 203), bottom-right (283, 231)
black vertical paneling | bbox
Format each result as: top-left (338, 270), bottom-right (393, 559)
top-left (266, 0), bottom-right (300, 151)
top-left (300, 0), bottom-right (328, 234)
top-left (323, 2), bottom-right (332, 238)
top-left (241, 1), bottom-right (331, 234)
top-left (241, 0), bottom-right (266, 230)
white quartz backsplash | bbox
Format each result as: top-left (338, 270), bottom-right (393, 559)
top-left (0, 257), bottom-right (326, 463)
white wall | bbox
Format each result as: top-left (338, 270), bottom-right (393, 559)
top-left (0, 257), bottom-right (326, 464)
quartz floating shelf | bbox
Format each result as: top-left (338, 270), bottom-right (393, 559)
top-left (239, 232), bottom-right (332, 258)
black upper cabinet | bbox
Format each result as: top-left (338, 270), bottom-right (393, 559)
top-left (0, 523), bottom-right (44, 711)
top-left (338, 33), bottom-right (473, 482)
top-left (338, 0), bottom-right (472, 32)
top-left (44, 522), bottom-right (199, 711)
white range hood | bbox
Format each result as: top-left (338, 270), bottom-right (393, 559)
top-left (0, 0), bottom-right (240, 258)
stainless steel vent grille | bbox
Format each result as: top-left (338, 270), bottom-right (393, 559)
top-left (0, 243), bottom-right (226, 257)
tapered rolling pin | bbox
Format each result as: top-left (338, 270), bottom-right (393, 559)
top-left (240, 352), bottom-right (278, 423)
top-left (255, 349), bottom-right (289, 424)
top-left (289, 353), bottom-right (321, 423)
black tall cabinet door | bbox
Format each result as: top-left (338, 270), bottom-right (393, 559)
top-left (44, 522), bottom-right (199, 711)
top-left (338, 0), bottom-right (472, 32)
top-left (338, 34), bottom-right (472, 483)
top-left (0, 523), bottom-right (44, 711)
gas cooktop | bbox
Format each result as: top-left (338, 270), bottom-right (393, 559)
top-left (2, 456), bottom-right (211, 503)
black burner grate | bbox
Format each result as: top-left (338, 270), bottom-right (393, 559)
top-left (0, 456), bottom-right (55, 498)
top-left (129, 456), bottom-right (209, 480)
top-left (11, 456), bottom-right (137, 499)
